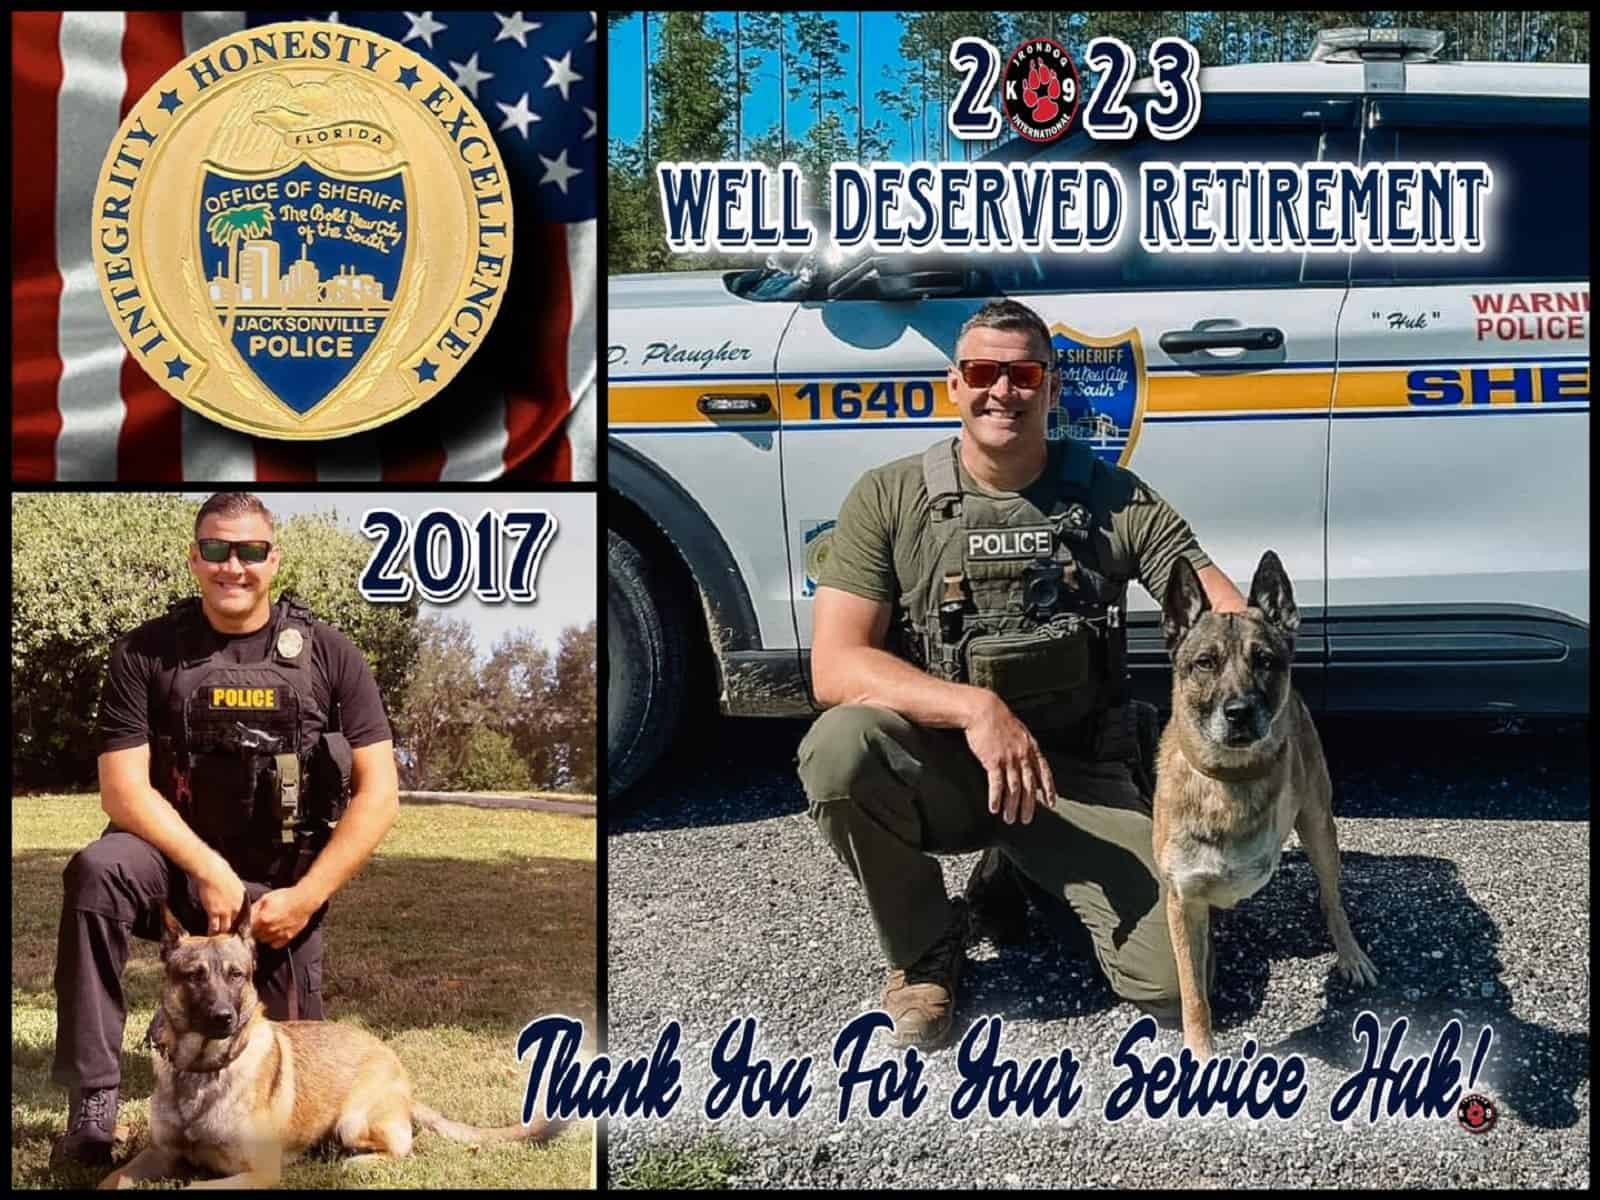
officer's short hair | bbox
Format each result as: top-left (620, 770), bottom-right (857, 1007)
top-left (194, 493), bottom-right (275, 540)
top-left (955, 299), bottom-right (1056, 366)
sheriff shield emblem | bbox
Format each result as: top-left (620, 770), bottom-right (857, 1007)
top-left (1046, 323), bottom-right (1148, 466)
top-left (197, 157), bottom-right (410, 415)
top-left (93, 22), bottom-right (512, 439)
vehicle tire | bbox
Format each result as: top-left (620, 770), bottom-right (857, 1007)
top-left (607, 528), bottom-right (691, 799)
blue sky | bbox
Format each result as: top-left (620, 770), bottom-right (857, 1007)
top-left (609, 12), bottom-right (939, 162)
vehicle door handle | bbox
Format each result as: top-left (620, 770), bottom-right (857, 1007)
top-left (1158, 327), bottom-right (1284, 354)
top-left (697, 393), bottom-right (772, 415)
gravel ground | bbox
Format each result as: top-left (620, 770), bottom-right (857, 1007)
top-left (606, 715), bottom-right (1589, 1189)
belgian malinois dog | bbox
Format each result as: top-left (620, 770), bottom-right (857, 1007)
top-left (98, 904), bottom-right (564, 1188)
top-left (1152, 551), bottom-right (1378, 1060)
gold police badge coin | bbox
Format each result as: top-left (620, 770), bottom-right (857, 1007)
top-left (92, 21), bottom-right (513, 439)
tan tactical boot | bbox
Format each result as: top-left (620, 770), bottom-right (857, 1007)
top-left (882, 900), bottom-right (970, 1049)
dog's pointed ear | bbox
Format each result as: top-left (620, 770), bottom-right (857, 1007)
top-left (231, 902), bottom-right (253, 944)
top-left (1162, 556), bottom-right (1210, 652)
top-left (1247, 550), bottom-right (1300, 636)
top-left (159, 903), bottom-right (186, 962)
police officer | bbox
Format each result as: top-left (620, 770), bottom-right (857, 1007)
top-left (51, 492), bottom-right (399, 1166)
top-left (797, 299), bottom-right (1248, 1049)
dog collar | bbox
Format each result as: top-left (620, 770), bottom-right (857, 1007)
top-left (1180, 735), bottom-right (1286, 783)
top-left (1186, 758), bottom-right (1278, 783)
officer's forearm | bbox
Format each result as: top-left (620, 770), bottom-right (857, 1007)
top-left (815, 645), bottom-right (994, 732)
top-left (291, 784), bottom-right (398, 907)
top-left (99, 780), bottom-right (228, 884)
top-left (1197, 564), bottom-right (1247, 613)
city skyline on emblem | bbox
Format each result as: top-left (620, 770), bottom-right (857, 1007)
top-left (207, 237), bottom-right (391, 311)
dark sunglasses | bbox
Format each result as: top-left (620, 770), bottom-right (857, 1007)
top-left (196, 538), bottom-right (272, 564)
top-left (957, 358), bottom-right (1049, 390)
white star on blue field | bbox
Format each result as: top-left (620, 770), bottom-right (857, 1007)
top-left (251, 11), bottom-right (597, 222)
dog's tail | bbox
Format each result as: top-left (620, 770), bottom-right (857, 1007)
top-left (412, 1101), bottom-right (566, 1145)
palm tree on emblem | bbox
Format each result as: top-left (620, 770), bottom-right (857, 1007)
top-left (205, 201), bottom-right (274, 337)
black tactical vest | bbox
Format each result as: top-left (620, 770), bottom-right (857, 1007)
top-left (902, 436), bottom-right (1129, 743)
top-left (152, 594), bottom-right (347, 884)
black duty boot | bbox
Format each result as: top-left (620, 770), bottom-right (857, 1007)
top-left (968, 847), bottom-right (1103, 960)
top-left (964, 847), bottom-right (1030, 946)
top-left (53, 1084), bottom-right (120, 1167)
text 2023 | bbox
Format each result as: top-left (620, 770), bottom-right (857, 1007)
top-left (949, 36), bottom-right (1202, 143)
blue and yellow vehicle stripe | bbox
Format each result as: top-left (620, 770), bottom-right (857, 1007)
top-left (608, 353), bottom-right (1589, 433)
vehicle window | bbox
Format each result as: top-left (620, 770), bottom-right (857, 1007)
top-left (984, 122), bottom-right (1325, 294)
top-left (1382, 125), bottom-right (1588, 284)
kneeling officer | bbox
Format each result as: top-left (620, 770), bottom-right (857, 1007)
top-left (798, 300), bottom-right (1246, 1049)
top-left (51, 492), bottom-right (399, 1166)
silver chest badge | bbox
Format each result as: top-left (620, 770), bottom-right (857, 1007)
top-left (277, 628), bottom-right (304, 659)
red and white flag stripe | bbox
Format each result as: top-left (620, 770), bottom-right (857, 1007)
top-left (12, 11), bottom-right (594, 482)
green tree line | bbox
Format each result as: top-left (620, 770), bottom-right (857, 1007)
top-left (399, 615), bottom-right (597, 794)
top-left (608, 9), bottom-right (1589, 276)
top-left (11, 494), bottom-right (595, 797)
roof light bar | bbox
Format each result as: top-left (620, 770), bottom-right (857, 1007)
top-left (1311, 27), bottom-right (1446, 64)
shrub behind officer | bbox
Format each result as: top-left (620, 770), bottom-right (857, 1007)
top-left (798, 299), bottom-right (1247, 1049)
top-left (51, 492), bottom-right (400, 1166)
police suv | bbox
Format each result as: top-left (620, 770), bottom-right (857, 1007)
top-left (607, 29), bottom-right (1589, 797)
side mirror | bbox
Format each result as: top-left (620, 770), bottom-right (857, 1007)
top-left (826, 254), bottom-right (967, 301)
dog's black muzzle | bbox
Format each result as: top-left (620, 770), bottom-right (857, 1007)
top-left (1221, 697), bottom-right (1266, 745)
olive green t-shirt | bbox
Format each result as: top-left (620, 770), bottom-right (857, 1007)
top-left (819, 436), bottom-right (1214, 624)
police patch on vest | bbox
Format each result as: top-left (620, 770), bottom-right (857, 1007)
top-left (201, 687), bottom-right (283, 711)
top-left (966, 527), bottom-right (1055, 561)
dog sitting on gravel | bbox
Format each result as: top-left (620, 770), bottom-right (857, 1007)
top-left (1151, 550), bottom-right (1378, 1059)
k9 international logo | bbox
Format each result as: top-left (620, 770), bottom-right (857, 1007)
top-left (1003, 38), bottom-right (1081, 142)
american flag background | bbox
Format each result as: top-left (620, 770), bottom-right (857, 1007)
top-left (12, 10), bottom-right (597, 481)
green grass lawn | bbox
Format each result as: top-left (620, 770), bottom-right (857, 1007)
top-left (12, 794), bottom-right (596, 1189)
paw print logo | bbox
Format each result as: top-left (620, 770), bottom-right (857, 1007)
top-left (1456, 1092), bottom-right (1498, 1135)
top-left (1002, 38), bottom-right (1080, 143)
top-left (1023, 58), bottom-right (1061, 123)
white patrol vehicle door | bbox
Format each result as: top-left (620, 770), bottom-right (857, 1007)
top-left (779, 93), bottom-right (1360, 707)
top-left (1326, 87), bottom-right (1589, 711)
top-left (607, 271), bottom-right (800, 659)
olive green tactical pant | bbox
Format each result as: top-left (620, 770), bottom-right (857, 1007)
top-left (798, 703), bottom-right (1209, 1020)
